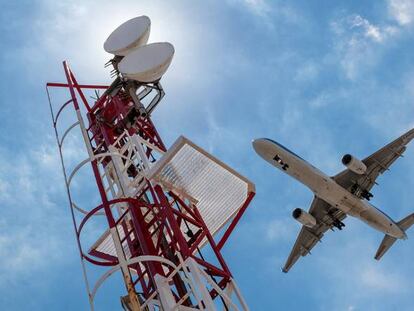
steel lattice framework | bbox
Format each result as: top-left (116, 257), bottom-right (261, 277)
top-left (46, 61), bottom-right (255, 310)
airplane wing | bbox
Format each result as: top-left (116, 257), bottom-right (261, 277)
top-left (282, 196), bottom-right (346, 273)
top-left (333, 128), bottom-right (414, 196)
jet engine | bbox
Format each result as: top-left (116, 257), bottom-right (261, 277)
top-left (341, 154), bottom-right (367, 174)
top-left (292, 208), bottom-right (316, 228)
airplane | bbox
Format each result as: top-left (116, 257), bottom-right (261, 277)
top-left (252, 128), bottom-right (414, 273)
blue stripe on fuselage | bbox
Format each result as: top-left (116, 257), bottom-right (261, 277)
top-left (370, 203), bottom-right (393, 221)
top-left (264, 138), bottom-right (305, 161)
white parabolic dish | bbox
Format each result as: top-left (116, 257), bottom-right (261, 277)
top-left (104, 16), bottom-right (151, 56)
top-left (118, 42), bottom-right (175, 83)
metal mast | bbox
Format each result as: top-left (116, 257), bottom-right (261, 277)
top-left (46, 16), bottom-right (255, 311)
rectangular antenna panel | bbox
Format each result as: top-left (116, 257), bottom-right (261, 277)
top-left (90, 136), bottom-right (255, 260)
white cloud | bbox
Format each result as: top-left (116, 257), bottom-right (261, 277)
top-left (0, 139), bottom-right (71, 286)
top-left (240, 0), bottom-right (271, 17)
top-left (404, 69), bottom-right (414, 98)
top-left (266, 218), bottom-right (297, 241)
top-left (0, 223), bottom-right (64, 281)
top-left (225, 0), bottom-right (271, 19)
top-left (308, 92), bottom-right (331, 109)
top-left (227, 0), bottom-right (304, 29)
top-left (294, 61), bottom-right (320, 82)
top-left (349, 15), bottom-right (385, 42)
top-left (329, 2), bottom-right (414, 81)
top-left (388, 0), bottom-right (414, 26)
top-left (330, 14), bottom-right (398, 80)
top-left (308, 226), bottom-right (414, 311)
top-left (360, 265), bottom-right (407, 292)
top-left (0, 179), bottom-right (11, 201)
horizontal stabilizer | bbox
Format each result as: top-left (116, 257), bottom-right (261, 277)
top-left (397, 213), bottom-right (414, 231)
top-left (374, 235), bottom-right (397, 260)
top-left (375, 213), bottom-right (414, 260)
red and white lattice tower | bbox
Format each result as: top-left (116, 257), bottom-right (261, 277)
top-left (46, 16), bottom-right (255, 311)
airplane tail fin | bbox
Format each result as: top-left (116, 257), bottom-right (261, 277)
top-left (375, 213), bottom-right (414, 260)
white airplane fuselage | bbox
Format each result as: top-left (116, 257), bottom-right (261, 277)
top-left (253, 138), bottom-right (406, 239)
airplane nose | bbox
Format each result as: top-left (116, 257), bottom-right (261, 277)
top-left (252, 138), bottom-right (268, 148)
top-left (252, 138), bottom-right (262, 147)
top-left (252, 138), bottom-right (268, 158)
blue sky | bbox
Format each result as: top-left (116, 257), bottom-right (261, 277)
top-left (1, 0), bottom-right (414, 310)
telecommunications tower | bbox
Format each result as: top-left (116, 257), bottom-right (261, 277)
top-left (46, 16), bottom-right (255, 310)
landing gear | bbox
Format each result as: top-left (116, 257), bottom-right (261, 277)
top-left (328, 209), bottom-right (346, 230)
top-left (350, 183), bottom-right (373, 201)
top-left (350, 184), bottom-right (359, 195)
top-left (332, 218), bottom-right (345, 230)
top-left (361, 189), bottom-right (373, 201)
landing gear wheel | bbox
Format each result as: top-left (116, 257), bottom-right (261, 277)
top-left (361, 190), bottom-right (373, 201)
top-left (333, 219), bottom-right (345, 230)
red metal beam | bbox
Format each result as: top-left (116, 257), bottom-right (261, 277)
top-left (217, 191), bottom-right (255, 251)
top-left (47, 82), bottom-right (109, 89)
top-left (70, 71), bottom-right (92, 112)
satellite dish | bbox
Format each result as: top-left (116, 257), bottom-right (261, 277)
top-left (104, 16), bottom-right (151, 56)
top-left (118, 42), bottom-right (175, 83)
